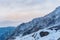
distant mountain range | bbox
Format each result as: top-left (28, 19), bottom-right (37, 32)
top-left (0, 27), bottom-right (15, 40)
top-left (1, 6), bottom-right (60, 40)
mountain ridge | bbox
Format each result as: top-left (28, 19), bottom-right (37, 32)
top-left (0, 27), bottom-right (15, 40)
top-left (6, 6), bottom-right (60, 40)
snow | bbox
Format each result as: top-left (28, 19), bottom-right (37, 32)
top-left (15, 29), bottom-right (60, 40)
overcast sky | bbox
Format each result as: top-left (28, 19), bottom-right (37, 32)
top-left (0, 0), bottom-right (60, 27)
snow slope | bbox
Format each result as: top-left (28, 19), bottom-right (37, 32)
top-left (15, 29), bottom-right (60, 40)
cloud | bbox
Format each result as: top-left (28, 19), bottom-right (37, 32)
top-left (0, 0), bottom-right (60, 27)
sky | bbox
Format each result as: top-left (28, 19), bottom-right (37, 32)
top-left (0, 0), bottom-right (60, 27)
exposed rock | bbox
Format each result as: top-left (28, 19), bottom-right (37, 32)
top-left (40, 31), bottom-right (49, 37)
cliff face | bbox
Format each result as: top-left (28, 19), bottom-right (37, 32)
top-left (7, 6), bottom-right (60, 40)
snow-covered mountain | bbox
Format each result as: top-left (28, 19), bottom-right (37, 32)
top-left (6, 6), bottom-right (60, 40)
top-left (15, 29), bottom-right (60, 40)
